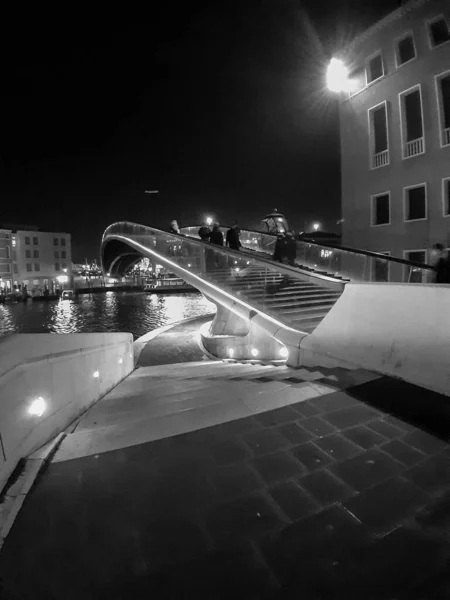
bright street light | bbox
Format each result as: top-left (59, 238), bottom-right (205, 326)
top-left (144, 190), bottom-right (159, 194)
top-left (313, 223), bottom-right (320, 231)
top-left (326, 58), bottom-right (355, 93)
top-left (206, 216), bottom-right (213, 226)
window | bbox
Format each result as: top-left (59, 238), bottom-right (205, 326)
top-left (61, 238), bottom-right (66, 247)
top-left (6, 246), bottom-right (10, 259)
top-left (396, 33), bottom-right (416, 66)
top-left (54, 238), bottom-right (59, 246)
top-left (0, 264), bottom-right (11, 274)
top-left (34, 263), bottom-right (40, 272)
top-left (25, 236), bottom-right (30, 245)
top-left (26, 263), bottom-right (32, 272)
top-left (62, 262), bottom-right (67, 270)
top-left (369, 102), bottom-right (389, 168)
top-left (33, 236), bottom-right (38, 245)
top-left (428, 16), bottom-right (450, 47)
top-left (373, 252), bottom-right (390, 282)
top-left (25, 249), bottom-right (31, 258)
top-left (404, 184), bottom-right (427, 221)
top-left (55, 263), bottom-right (60, 272)
top-left (366, 53), bottom-right (384, 84)
top-left (61, 250), bottom-right (66, 259)
top-left (54, 250), bottom-right (59, 259)
top-left (12, 237), bottom-right (16, 247)
top-left (33, 250), bottom-right (39, 259)
top-left (14, 264), bottom-right (18, 274)
top-left (436, 71), bottom-right (450, 147)
top-left (371, 192), bottom-right (390, 226)
top-left (443, 178), bottom-right (450, 216)
top-left (404, 250), bottom-right (427, 283)
top-left (399, 85), bottom-right (425, 158)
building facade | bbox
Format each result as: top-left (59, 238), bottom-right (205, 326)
top-left (0, 229), bottom-right (13, 292)
top-left (12, 230), bottom-right (73, 293)
top-left (338, 0), bottom-right (450, 281)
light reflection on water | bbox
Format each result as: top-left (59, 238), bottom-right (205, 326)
top-left (0, 292), bottom-right (215, 339)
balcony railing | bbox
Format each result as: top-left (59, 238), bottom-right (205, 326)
top-left (372, 149), bottom-right (389, 169)
top-left (442, 127), bottom-right (450, 147)
top-left (404, 137), bottom-right (424, 158)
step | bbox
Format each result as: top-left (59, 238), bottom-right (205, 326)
top-left (271, 299), bottom-right (338, 311)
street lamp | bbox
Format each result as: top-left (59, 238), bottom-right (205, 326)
top-left (326, 58), bottom-right (355, 93)
top-left (313, 223), bottom-right (320, 232)
top-left (206, 216), bottom-right (213, 226)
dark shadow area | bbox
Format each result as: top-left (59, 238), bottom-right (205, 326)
top-left (345, 376), bottom-right (450, 442)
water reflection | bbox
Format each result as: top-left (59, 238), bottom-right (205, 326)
top-left (0, 292), bottom-right (215, 339)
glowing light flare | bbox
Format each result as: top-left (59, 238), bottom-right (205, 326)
top-left (57, 275), bottom-right (68, 283)
top-left (228, 348), bottom-right (235, 358)
top-left (313, 223), bottom-right (320, 231)
top-left (279, 347), bottom-right (289, 358)
top-left (118, 357), bottom-right (123, 364)
top-left (251, 348), bottom-right (259, 357)
top-left (326, 58), bottom-right (354, 93)
top-left (206, 217), bottom-right (213, 226)
top-left (28, 397), bottom-right (47, 417)
top-left (93, 370), bottom-right (100, 378)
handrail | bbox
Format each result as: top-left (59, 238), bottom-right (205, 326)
top-left (102, 222), bottom-right (346, 287)
top-left (181, 224), bottom-right (434, 272)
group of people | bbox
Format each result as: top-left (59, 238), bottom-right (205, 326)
top-left (170, 219), bottom-right (242, 251)
top-left (273, 230), bottom-right (297, 266)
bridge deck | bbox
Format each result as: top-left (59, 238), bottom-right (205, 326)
top-left (0, 322), bottom-right (449, 599)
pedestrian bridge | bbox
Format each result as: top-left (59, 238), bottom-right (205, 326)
top-left (101, 221), bottom-right (449, 398)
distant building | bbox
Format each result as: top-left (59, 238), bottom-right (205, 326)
top-left (12, 230), bottom-right (73, 293)
top-left (337, 0), bottom-right (450, 281)
top-left (0, 229), bottom-right (13, 292)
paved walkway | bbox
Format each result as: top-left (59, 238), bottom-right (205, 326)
top-left (0, 322), bottom-right (450, 599)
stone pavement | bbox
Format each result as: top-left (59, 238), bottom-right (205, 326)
top-left (0, 361), bottom-right (449, 599)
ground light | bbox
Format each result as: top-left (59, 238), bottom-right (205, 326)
top-left (228, 348), bottom-right (235, 358)
top-left (279, 346), bottom-right (289, 358)
top-left (28, 397), bottom-right (47, 417)
top-left (93, 370), bottom-right (100, 378)
top-left (251, 348), bottom-right (259, 357)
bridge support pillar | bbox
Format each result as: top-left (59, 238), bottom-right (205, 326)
top-left (201, 300), bottom-right (287, 363)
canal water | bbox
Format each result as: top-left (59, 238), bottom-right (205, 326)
top-left (0, 292), bottom-right (215, 339)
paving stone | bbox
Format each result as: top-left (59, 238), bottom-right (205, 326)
top-left (404, 454), bottom-right (450, 494)
top-left (276, 422), bottom-right (312, 445)
top-left (344, 477), bottom-right (429, 535)
top-left (291, 442), bottom-right (333, 471)
top-left (299, 416), bottom-right (336, 438)
top-left (213, 417), bottom-right (263, 437)
top-left (254, 406), bottom-right (300, 428)
top-left (252, 451), bottom-right (304, 485)
top-left (242, 429), bottom-right (290, 456)
top-left (381, 439), bottom-right (426, 467)
top-left (415, 492), bottom-right (450, 534)
top-left (210, 439), bottom-right (251, 465)
top-left (402, 430), bottom-right (449, 456)
top-left (343, 425), bottom-right (387, 449)
top-left (366, 419), bottom-right (404, 440)
top-left (206, 493), bottom-right (283, 542)
top-left (269, 481), bottom-right (318, 521)
top-left (330, 448), bottom-right (404, 492)
top-left (260, 504), bottom-right (371, 586)
top-left (150, 541), bottom-right (278, 599)
top-left (309, 391), bottom-right (361, 413)
top-left (322, 405), bottom-right (379, 430)
top-left (290, 400), bottom-right (322, 418)
top-left (315, 434), bottom-right (361, 461)
top-left (299, 469), bottom-right (354, 505)
top-left (382, 414), bottom-right (416, 433)
top-left (212, 463), bottom-right (263, 500)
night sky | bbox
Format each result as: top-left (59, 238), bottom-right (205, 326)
top-left (1, 0), bottom-right (399, 261)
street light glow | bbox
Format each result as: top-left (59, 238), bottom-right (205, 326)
top-left (28, 397), bottom-right (47, 417)
top-left (206, 216), bottom-right (213, 226)
top-left (57, 275), bottom-right (68, 283)
top-left (327, 58), bottom-right (354, 93)
top-left (313, 223), bottom-right (320, 231)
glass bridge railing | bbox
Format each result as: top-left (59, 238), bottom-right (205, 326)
top-left (180, 226), bottom-right (434, 284)
top-left (102, 222), bottom-right (337, 330)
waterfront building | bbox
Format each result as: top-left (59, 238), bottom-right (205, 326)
top-left (0, 228), bottom-right (13, 292)
top-left (336, 0), bottom-right (450, 281)
top-left (12, 229), bottom-right (73, 293)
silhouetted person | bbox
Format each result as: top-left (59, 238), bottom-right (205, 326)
top-left (169, 220), bottom-right (180, 234)
top-left (198, 222), bottom-right (211, 242)
top-left (273, 233), bottom-right (287, 263)
top-left (431, 243), bottom-right (450, 283)
top-left (209, 224), bottom-right (224, 246)
top-left (285, 231), bottom-right (297, 266)
top-left (226, 221), bottom-right (241, 251)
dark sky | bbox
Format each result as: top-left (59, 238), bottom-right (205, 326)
top-left (1, 0), bottom-right (399, 261)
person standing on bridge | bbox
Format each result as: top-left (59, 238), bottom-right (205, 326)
top-left (431, 243), bottom-right (450, 283)
top-left (226, 221), bottom-right (241, 251)
top-left (198, 222), bottom-right (211, 242)
top-left (209, 223), bottom-right (224, 246)
top-left (169, 220), bottom-right (181, 235)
